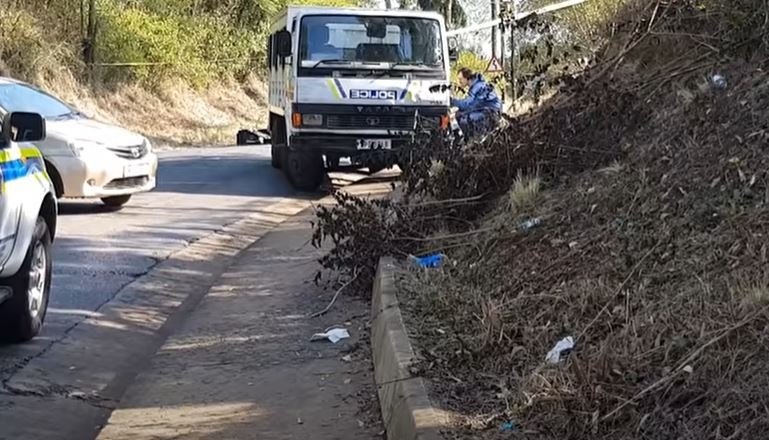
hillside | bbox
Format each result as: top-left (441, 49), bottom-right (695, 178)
top-left (313, 0), bottom-right (769, 438)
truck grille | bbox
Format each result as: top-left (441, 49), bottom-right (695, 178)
top-left (326, 114), bottom-right (417, 130)
top-left (108, 144), bottom-right (148, 160)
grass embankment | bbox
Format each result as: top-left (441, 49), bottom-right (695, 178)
top-left (313, 0), bottom-right (769, 438)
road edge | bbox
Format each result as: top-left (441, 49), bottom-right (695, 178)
top-left (1, 198), bottom-right (311, 434)
top-left (0, 177), bottom-right (396, 439)
top-left (371, 257), bottom-right (448, 440)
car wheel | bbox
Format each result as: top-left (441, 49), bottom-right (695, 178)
top-left (0, 217), bottom-right (53, 343)
top-left (101, 195), bottom-right (132, 208)
top-left (285, 149), bottom-right (324, 191)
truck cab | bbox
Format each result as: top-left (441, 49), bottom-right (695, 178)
top-left (0, 111), bottom-right (57, 343)
top-left (268, 6), bottom-right (451, 190)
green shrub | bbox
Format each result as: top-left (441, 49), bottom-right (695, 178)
top-left (96, 4), bottom-right (260, 87)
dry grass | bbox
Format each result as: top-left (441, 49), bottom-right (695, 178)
top-left (37, 70), bottom-right (268, 148)
top-left (507, 170), bottom-right (541, 214)
top-left (324, 1), bottom-right (769, 438)
top-left (731, 275), bottom-right (769, 308)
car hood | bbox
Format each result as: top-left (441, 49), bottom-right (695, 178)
top-left (46, 118), bottom-right (146, 147)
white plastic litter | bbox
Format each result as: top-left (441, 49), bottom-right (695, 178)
top-left (710, 73), bottom-right (727, 90)
top-left (545, 336), bottom-right (575, 364)
top-left (311, 328), bottom-right (350, 344)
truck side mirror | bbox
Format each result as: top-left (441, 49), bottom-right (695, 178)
top-left (448, 37), bottom-right (458, 62)
top-left (276, 30), bottom-right (292, 57)
top-left (2, 112), bottom-right (46, 143)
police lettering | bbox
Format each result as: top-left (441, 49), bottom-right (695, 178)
top-left (350, 89), bottom-right (397, 100)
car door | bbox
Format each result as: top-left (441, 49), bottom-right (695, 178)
top-left (0, 140), bottom-right (51, 276)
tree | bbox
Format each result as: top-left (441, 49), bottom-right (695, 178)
top-left (403, 0), bottom-right (467, 29)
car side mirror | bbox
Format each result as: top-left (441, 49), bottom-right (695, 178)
top-left (2, 112), bottom-right (46, 143)
top-left (276, 30), bottom-right (292, 57)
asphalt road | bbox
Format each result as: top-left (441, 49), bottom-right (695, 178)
top-left (0, 145), bottom-right (349, 380)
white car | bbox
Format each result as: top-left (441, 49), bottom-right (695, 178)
top-left (0, 78), bottom-right (158, 207)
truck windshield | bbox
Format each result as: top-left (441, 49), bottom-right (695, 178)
top-left (299, 15), bottom-right (444, 75)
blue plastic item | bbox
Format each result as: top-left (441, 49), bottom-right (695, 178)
top-left (413, 253), bottom-right (445, 268)
top-left (500, 421), bottom-right (517, 432)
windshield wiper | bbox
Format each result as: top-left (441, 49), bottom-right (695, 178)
top-left (309, 59), bottom-right (348, 69)
top-left (50, 111), bottom-right (83, 121)
top-left (376, 62), bottom-right (439, 77)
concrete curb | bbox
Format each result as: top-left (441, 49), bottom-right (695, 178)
top-left (372, 257), bottom-right (448, 440)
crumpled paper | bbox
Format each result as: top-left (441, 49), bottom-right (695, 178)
top-left (545, 336), bottom-right (575, 364)
top-left (310, 328), bottom-right (350, 344)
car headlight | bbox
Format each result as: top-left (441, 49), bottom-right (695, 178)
top-left (66, 141), bottom-right (101, 158)
top-left (141, 138), bottom-right (152, 153)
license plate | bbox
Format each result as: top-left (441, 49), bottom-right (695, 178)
top-left (124, 162), bottom-right (152, 178)
top-left (357, 139), bottom-right (392, 150)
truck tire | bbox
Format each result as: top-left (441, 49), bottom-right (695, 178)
top-left (368, 165), bottom-right (385, 175)
top-left (0, 217), bottom-right (53, 343)
top-left (271, 144), bottom-right (284, 169)
top-left (285, 149), bottom-right (324, 191)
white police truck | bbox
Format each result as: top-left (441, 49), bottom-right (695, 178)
top-left (0, 111), bottom-right (57, 343)
top-left (267, 6), bottom-right (453, 190)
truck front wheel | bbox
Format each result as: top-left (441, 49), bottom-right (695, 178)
top-left (285, 149), bottom-right (324, 191)
top-left (0, 217), bottom-right (53, 343)
top-left (271, 145), bottom-right (285, 169)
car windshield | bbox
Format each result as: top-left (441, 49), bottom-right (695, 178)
top-left (0, 83), bottom-right (75, 120)
top-left (299, 15), bottom-right (444, 70)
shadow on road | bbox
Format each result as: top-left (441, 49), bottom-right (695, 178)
top-left (157, 154), bottom-right (295, 198)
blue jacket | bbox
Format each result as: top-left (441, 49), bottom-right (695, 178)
top-left (450, 74), bottom-right (502, 113)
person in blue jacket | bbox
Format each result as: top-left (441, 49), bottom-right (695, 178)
top-left (450, 68), bottom-right (503, 137)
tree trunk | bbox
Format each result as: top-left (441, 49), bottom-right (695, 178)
top-left (384, 0), bottom-right (393, 8)
top-left (446, 0), bottom-right (453, 28)
top-left (83, 0), bottom-right (96, 69)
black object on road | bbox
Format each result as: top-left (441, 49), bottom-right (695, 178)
top-left (236, 129), bottom-right (271, 146)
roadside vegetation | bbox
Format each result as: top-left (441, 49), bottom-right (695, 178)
top-left (313, 0), bottom-right (769, 438)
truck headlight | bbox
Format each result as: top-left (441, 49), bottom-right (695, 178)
top-left (302, 114), bottom-right (323, 126)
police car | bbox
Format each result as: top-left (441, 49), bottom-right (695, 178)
top-left (0, 111), bottom-right (57, 343)
top-left (0, 78), bottom-right (158, 208)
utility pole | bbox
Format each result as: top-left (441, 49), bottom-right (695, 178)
top-left (499, 0), bottom-right (513, 107)
top-left (509, 1), bottom-right (517, 111)
top-left (491, 0), bottom-right (499, 59)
